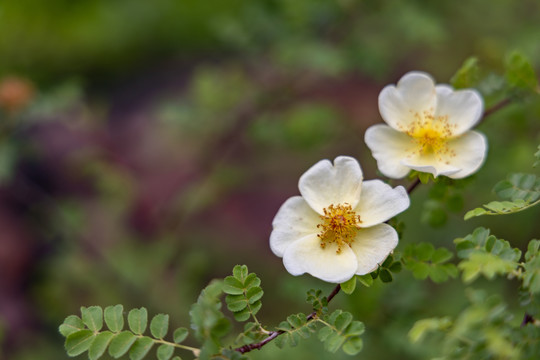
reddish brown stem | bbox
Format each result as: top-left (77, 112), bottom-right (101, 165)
top-left (235, 284), bottom-right (341, 354)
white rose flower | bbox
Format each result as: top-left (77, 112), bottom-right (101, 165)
top-left (365, 71), bottom-right (487, 179)
top-left (270, 156), bottom-right (410, 283)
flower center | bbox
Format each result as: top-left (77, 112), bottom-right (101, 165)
top-left (402, 108), bottom-right (457, 158)
top-left (317, 203), bottom-right (361, 254)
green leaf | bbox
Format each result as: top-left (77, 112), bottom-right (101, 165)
top-left (189, 280), bottom-right (230, 343)
top-left (109, 331), bottom-right (137, 358)
top-left (523, 239), bottom-right (540, 294)
top-left (89, 331), bottom-right (114, 360)
top-left (505, 51), bottom-right (538, 91)
top-left (432, 248), bottom-right (453, 264)
top-left (225, 294), bottom-right (248, 312)
top-left (356, 274), bottom-right (373, 287)
top-left (418, 172), bottom-right (433, 184)
top-left (451, 57), bottom-right (480, 89)
top-left (379, 269), bottom-right (393, 283)
top-left (342, 337), bottom-right (363, 355)
top-left (464, 207), bottom-right (488, 220)
top-left (233, 265), bottom-right (248, 281)
top-left (246, 287), bottom-right (263, 303)
top-left (81, 306), bottom-right (103, 332)
top-left (157, 344), bottom-right (174, 360)
top-left (222, 276), bottom-right (244, 295)
top-left (59, 315), bottom-right (85, 337)
top-left (104, 305), bottom-right (124, 333)
top-left (233, 307), bottom-right (252, 322)
top-left (408, 317), bottom-right (452, 343)
top-left (65, 330), bottom-right (95, 356)
top-left (534, 145), bottom-right (540, 167)
top-left (128, 308), bottom-right (148, 335)
top-left (340, 277), bottom-right (356, 295)
top-left (129, 336), bottom-right (154, 360)
top-left (459, 252), bottom-right (518, 282)
top-left (415, 243), bottom-right (435, 261)
top-left (173, 327), bottom-right (188, 343)
top-left (150, 314), bottom-right (169, 340)
top-left (494, 173), bottom-right (540, 202)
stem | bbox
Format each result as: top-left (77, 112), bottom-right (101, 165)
top-left (407, 178), bottom-right (421, 194)
top-left (482, 98), bottom-right (512, 119)
top-left (235, 284), bottom-right (341, 354)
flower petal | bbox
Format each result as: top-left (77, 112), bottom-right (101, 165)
top-left (445, 130), bottom-right (488, 179)
top-left (364, 124), bottom-right (415, 179)
top-left (349, 224), bottom-right (399, 275)
top-left (379, 72), bottom-right (437, 131)
top-left (354, 180), bottom-right (410, 227)
top-left (270, 196), bottom-right (320, 257)
top-left (298, 156), bottom-right (363, 214)
top-left (435, 86), bottom-right (484, 136)
top-left (282, 234), bottom-right (358, 283)
top-left (401, 153), bottom-right (461, 177)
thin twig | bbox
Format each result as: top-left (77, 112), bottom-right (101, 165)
top-left (406, 178), bottom-right (421, 194)
top-left (481, 98), bottom-right (512, 121)
top-left (235, 284), bottom-right (341, 354)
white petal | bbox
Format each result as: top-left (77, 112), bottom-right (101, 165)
top-left (435, 87), bottom-right (484, 136)
top-left (349, 224), bottom-right (399, 275)
top-left (401, 153), bottom-right (461, 177)
top-left (445, 131), bottom-right (488, 179)
top-left (378, 72), bottom-right (437, 131)
top-left (364, 124), bottom-right (415, 179)
top-left (270, 196), bottom-right (320, 257)
top-left (355, 180), bottom-right (410, 227)
top-left (282, 234), bottom-right (358, 283)
top-left (298, 156), bottom-right (363, 215)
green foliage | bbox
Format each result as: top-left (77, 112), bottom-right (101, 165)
top-left (60, 305), bottom-right (193, 360)
top-left (523, 239), bottom-right (540, 294)
top-left (410, 289), bottom-right (528, 359)
top-left (534, 145), bottom-right (540, 167)
top-left (454, 227), bottom-right (521, 282)
top-left (367, 253), bottom-right (402, 283)
top-left (451, 57), bottom-right (480, 89)
top-left (318, 310), bottom-right (365, 355)
top-left (223, 265), bottom-right (263, 322)
top-left (465, 173), bottom-right (540, 219)
top-left (189, 280), bottom-right (230, 359)
top-left (275, 313), bottom-right (317, 348)
top-left (306, 289), bottom-right (328, 316)
top-left (505, 51), bottom-right (539, 94)
top-left (494, 173), bottom-right (540, 202)
top-left (408, 317), bottom-right (452, 343)
top-left (340, 277), bottom-right (356, 295)
top-left (402, 243), bottom-right (458, 283)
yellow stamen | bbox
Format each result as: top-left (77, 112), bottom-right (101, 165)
top-left (400, 108), bottom-right (457, 159)
top-left (317, 203), bottom-right (361, 254)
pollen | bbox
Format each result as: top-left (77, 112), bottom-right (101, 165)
top-left (317, 203), bottom-right (361, 254)
top-left (402, 108), bottom-right (457, 159)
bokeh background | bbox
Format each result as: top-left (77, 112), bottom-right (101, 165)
top-left (0, 0), bottom-right (539, 359)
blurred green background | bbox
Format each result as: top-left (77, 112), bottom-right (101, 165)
top-left (0, 0), bottom-right (539, 359)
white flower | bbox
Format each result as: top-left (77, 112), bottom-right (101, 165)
top-left (270, 156), bottom-right (410, 283)
top-left (365, 71), bottom-right (487, 179)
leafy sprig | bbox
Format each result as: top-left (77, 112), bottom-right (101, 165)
top-left (59, 305), bottom-right (194, 360)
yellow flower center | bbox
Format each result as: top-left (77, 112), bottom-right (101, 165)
top-left (317, 203), bottom-right (361, 254)
top-left (401, 109), bottom-right (457, 159)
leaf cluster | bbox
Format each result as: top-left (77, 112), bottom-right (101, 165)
top-left (402, 243), bottom-right (458, 283)
top-left (465, 173), bottom-right (540, 219)
top-left (223, 265), bottom-right (263, 322)
top-left (409, 289), bottom-right (533, 359)
top-left (454, 227), bottom-right (521, 283)
top-left (59, 305), bottom-right (189, 360)
top-left (274, 310), bottom-right (365, 356)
